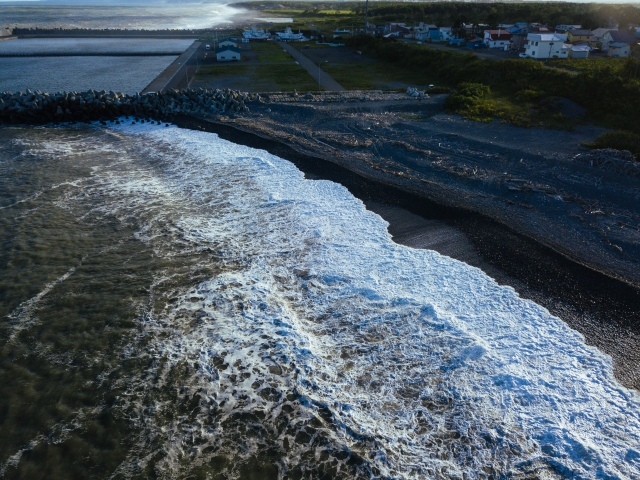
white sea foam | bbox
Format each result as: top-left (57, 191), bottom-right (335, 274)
top-left (17, 122), bottom-right (640, 478)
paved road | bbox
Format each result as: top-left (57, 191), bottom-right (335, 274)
top-left (279, 42), bottom-right (345, 91)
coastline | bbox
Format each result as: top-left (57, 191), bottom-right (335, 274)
top-left (171, 112), bottom-right (640, 391)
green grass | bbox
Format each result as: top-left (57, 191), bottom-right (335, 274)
top-left (194, 64), bottom-right (317, 92)
top-left (249, 43), bottom-right (282, 51)
top-left (197, 65), bottom-right (250, 77)
top-left (322, 62), bottom-right (434, 90)
top-left (257, 50), bottom-right (293, 62)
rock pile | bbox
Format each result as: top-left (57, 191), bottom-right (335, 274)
top-left (0, 88), bottom-right (256, 124)
top-left (573, 148), bottom-right (640, 179)
top-left (406, 87), bottom-right (429, 99)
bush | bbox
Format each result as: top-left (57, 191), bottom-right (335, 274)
top-left (445, 82), bottom-right (495, 120)
top-left (584, 131), bottom-right (640, 160)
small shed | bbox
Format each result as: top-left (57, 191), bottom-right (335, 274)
top-left (218, 37), bottom-right (237, 48)
top-left (216, 45), bottom-right (241, 62)
top-left (569, 44), bottom-right (590, 59)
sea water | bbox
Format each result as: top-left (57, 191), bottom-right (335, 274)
top-left (0, 122), bottom-right (639, 479)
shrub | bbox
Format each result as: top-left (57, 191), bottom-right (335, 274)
top-left (584, 131), bottom-right (640, 160)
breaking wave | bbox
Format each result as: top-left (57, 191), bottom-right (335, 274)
top-left (4, 122), bottom-right (640, 479)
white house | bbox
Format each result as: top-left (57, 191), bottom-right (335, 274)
top-left (218, 37), bottom-right (237, 48)
top-left (216, 45), bottom-right (241, 62)
top-left (523, 33), bottom-right (569, 59)
top-left (483, 29), bottom-right (513, 48)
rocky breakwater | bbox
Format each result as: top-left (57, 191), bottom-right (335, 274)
top-left (0, 88), bottom-right (256, 124)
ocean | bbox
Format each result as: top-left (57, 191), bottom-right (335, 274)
top-left (1, 122), bottom-right (639, 478)
top-left (0, 2), bottom-right (241, 30)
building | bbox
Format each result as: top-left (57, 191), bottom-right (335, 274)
top-left (608, 42), bottom-right (630, 57)
top-left (566, 29), bottom-right (593, 43)
top-left (602, 30), bottom-right (635, 52)
top-left (569, 44), bottom-right (590, 58)
top-left (483, 29), bottom-right (513, 48)
top-left (523, 33), bottom-right (569, 59)
top-left (413, 23), bottom-right (437, 42)
top-left (216, 45), bottom-right (241, 62)
top-left (218, 37), bottom-right (237, 48)
top-left (555, 24), bottom-right (581, 32)
top-left (510, 29), bottom-right (529, 51)
top-left (590, 28), bottom-right (611, 48)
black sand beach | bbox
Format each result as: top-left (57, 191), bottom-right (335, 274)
top-left (172, 112), bottom-right (640, 391)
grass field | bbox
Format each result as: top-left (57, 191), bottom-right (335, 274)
top-left (193, 64), bottom-right (318, 92)
top-left (322, 62), bottom-right (434, 90)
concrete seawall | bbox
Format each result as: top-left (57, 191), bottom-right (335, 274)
top-left (0, 52), bottom-right (184, 57)
top-left (141, 41), bottom-right (201, 94)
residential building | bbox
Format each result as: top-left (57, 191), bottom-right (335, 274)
top-left (603, 29), bottom-right (635, 52)
top-left (524, 33), bottom-right (569, 58)
top-left (483, 29), bottom-right (513, 48)
top-left (590, 28), bottom-right (611, 48)
top-left (438, 27), bottom-right (453, 42)
top-left (608, 42), bottom-right (630, 57)
top-left (555, 24), bottom-right (581, 32)
top-left (566, 29), bottom-right (593, 43)
top-left (216, 45), bottom-right (241, 62)
top-left (569, 44), bottom-right (590, 58)
top-left (413, 23), bottom-right (437, 41)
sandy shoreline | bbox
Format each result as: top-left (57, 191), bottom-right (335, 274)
top-left (171, 105), bottom-right (640, 390)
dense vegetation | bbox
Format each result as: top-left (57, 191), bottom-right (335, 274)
top-left (240, 2), bottom-right (640, 31)
top-left (345, 36), bottom-right (640, 158)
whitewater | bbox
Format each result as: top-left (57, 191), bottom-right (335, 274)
top-left (1, 122), bottom-right (639, 479)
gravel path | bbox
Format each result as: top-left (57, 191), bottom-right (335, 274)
top-left (279, 42), bottom-right (345, 91)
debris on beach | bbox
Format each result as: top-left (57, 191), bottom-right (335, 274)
top-left (573, 148), bottom-right (640, 178)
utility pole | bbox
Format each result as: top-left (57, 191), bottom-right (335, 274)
top-left (365, 0), bottom-right (369, 34)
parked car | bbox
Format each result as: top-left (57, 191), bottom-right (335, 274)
top-left (518, 52), bottom-right (528, 58)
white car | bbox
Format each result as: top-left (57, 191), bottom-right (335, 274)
top-left (518, 52), bottom-right (527, 58)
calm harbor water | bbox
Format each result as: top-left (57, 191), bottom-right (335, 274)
top-left (0, 38), bottom-right (193, 94)
top-left (0, 122), bottom-right (639, 479)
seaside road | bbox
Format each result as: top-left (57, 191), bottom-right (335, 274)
top-left (278, 42), bottom-right (345, 92)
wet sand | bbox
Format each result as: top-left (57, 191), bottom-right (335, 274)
top-left (172, 113), bottom-right (640, 391)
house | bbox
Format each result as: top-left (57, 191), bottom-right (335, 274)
top-left (569, 44), bottom-right (590, 58)
top-left (602, 30), bottom-right (635, 52)
top-left (218, 37), bottom-right (237, 48)
top-left (555, 24), bottom-right (581, 32)
top-left (523, 33), bottom-right (569, 58)
top-left (438, 27), bottom-right (453, 42)
top-left (511, 29), bottom-right (529, 50)
top-left (608, 42), bottom-right (630, 57)
top-left (216, 45), bottom-right (241, 62)
top-left (413, 23), bottom-right (437, 41)
top-left (566, 29), bottom-right (593, 43)
top-left (483, 29), bottom-right (513, 48)
top-left (590, 28), bottom-right (611, 48)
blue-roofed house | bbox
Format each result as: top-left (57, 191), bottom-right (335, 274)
top-left (608, 42), bottom-right (630, 57)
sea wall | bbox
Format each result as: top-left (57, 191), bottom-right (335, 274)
top-left (0, 88), bottom-right (253, 123)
